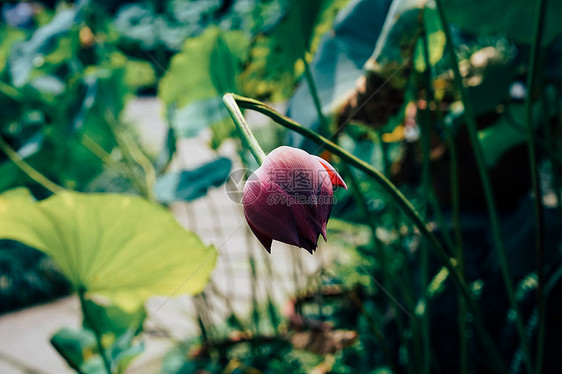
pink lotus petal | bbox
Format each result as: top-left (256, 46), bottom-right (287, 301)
top-left (314, 172), bottom-right (334, 241)
top-left (245, 215), bottom-right (273, 253)
top-left (288, 202), bottom-right (322, 253)
top-left (262, 146), bottom-right (327, 205)
top-left (243, 171), bottom-right (300, 248)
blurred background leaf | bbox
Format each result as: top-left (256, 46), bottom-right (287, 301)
top-left (154, 157), bottom-right (232, 204)
top-left (444, 0), bottom-right (562, 45)
top-left (158, 26), bottom-right (248, 142)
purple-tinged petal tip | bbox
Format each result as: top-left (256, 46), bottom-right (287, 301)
top-left (313, 156), bottom-right (347, 190)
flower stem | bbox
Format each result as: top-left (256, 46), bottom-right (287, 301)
top-left (525, 1), bottom-right (548, 373)
top-left (419, 55), bottom-right (433, 374)
top-left (78, 289), bottom-right (112, 374)
top-left (223, 95), bottom-right (267, 164)
top-left (434, 0), bottom-right (532, 371)
top-left (223, 92), bottom-right (507, 373)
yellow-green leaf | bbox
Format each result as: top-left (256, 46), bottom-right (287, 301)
top-left (0, 189), bottom-right (217, 311)
top-left (157, 26), bottom-right (249, 140)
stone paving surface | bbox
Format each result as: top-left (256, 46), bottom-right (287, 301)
top-left (0, 98), bottom-right (335, 373)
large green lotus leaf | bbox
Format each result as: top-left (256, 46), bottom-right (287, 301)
top-left (0, 189), bottom-right (217, 311)
top-left (444, 0), bottom-right (562, 45)
top-left (242, 0), bottom-right (349, 101)
top-left (159, 26), bottom-right (241, 106)
top-left (158, 26), bottom-right (248, 139)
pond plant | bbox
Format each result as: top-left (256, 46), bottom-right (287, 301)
top-left (0, 0), bottom-right (561, 373)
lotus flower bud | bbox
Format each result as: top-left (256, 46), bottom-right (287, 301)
top-left (243, 146), bottom-right (347, 254)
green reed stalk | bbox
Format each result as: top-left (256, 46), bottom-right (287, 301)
top-left (301, 51), bottom-right (412, 318)
top-left (419, 41), bottom-right (433, 374)
top-left (100, 107), bottom-right (156, 200)
top-left (525, 1), bottom-right (548, 372)
top-left (300, 52), bottom-right (415, 372)
top-left (434, 1), bottom-right (532, 371)
top-left (344, 165), bottom-right (411, 374)
top-left (420, 24), bottom-right (468, 374)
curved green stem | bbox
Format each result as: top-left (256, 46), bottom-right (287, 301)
top-left (419, 27), bottom-right (435, 374)
top-left (434, 1), bottom-right (532, 371)
top-left (525, 1), bottom-right (548, 373)
top-left (224, 93), bottom-right (448, 254)
top-left (223, 94), bottom-right (267, 164)
top-left (223, 93), bottom-right (507, 372)
top-left (0, 135), bottom-right (63, 193)
top-left (78, 289), bottom-right (112, 374)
